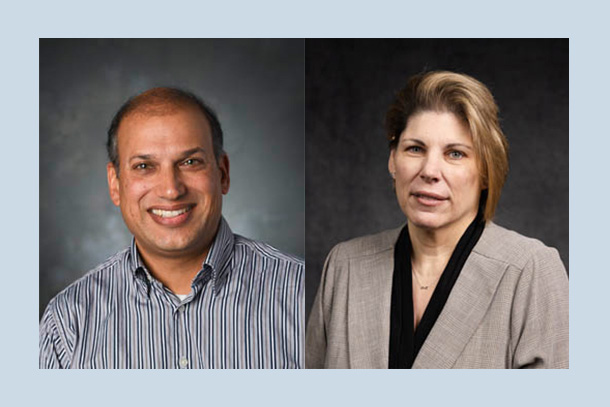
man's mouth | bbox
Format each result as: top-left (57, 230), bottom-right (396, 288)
top-left (150, 206), bottom-right (193, 218)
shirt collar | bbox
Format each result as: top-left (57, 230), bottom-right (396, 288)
top-left (201, 216), bottom-right (234, 282)
top-left (128, 238), bottom-right (153, 289)
top-left (127, 216), bottom-right (235, 293)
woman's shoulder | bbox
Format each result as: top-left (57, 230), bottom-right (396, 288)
top-left (329, 227), bottom-right (403, 261)
top-left (475, 222), bottom-right (562, 270)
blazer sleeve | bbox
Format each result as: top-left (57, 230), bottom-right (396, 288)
top-left (305, 244), bottom-right (341, 369)
top-left (511, 246), bottom-right (569, 368)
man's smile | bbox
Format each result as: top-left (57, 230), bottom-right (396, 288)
top-left (148, 204), bottom-right (195, 226)
top-left (150, 206), bottom-right (193, 218)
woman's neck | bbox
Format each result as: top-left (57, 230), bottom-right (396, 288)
top-left (408, 216), bottom-right (475, 278)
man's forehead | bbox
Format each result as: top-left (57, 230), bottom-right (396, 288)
top-left (118, 103), bottom-right (211, 133)
top-left (117, 106), bottom-right (213, 151)
top-left (122, 101), bottom-right (209, 123)
top-left (125, 87), bottom-right (200, 113)
top-left (127, 99), bottom-right (188, 116)
top-left (127, 147), bottom-right (209, 162)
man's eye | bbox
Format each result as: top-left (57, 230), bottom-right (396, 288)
top-left (182, 158), bottom-right (201, 166)
top-left (135, 163), bottom-right (150, 170)
top-left (448, 150), bottom-right (465, 159)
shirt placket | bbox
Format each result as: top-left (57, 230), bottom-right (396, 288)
top-left (173, 299), bottom-right (191, 369)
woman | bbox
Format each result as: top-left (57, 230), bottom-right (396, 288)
top-left (306, 71), bottom-right (569, 369)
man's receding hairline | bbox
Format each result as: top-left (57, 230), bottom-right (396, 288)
top-left (117, 102), bottom-right (214, 136)
top-left (107, 87), bottom-right (225, 175)
top-left (122, 97), bottom-right (207, 119)
top-left (119, 87), bottom-right (213, 123)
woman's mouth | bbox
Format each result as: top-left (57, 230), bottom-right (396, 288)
top-left (412, 192), bottom-right (448, 206)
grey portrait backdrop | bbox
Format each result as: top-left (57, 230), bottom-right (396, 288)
top-left (40, 39), bottom-right (305, 319)
top-left (305, 39), bottom-right (568, 319)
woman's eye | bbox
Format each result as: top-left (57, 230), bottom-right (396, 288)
top-left (448, 150), bottom-right (464, 159)
top-left (406, 146), bottom-right (423, 153)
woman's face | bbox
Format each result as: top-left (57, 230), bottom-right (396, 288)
top-left (388, 111), bottom-right (482, 234)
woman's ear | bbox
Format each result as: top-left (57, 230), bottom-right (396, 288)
top-left (480, 174), bottom-right (488, 190)
top-left (388, 149), bottom-right (396, 178)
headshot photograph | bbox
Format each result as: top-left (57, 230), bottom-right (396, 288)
top-left (305, 39), bottom-right (569, 368)
top-left (39, 39), bottom-right (305, 368)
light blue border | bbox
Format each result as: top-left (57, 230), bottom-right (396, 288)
top-left (3, 0), bottom-right (601, 405)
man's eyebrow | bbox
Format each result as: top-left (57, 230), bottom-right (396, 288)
top-left (128, 148), bottom-right (207, 163)
top-left (178, 147), bottom-right (207, 158)
top-left (129, 154), bottom-right (154, 162)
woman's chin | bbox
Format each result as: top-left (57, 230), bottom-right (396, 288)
top-left (405, 212), bottom-right (446, 231)
top-left (408, 219), bottom-right (442, 231)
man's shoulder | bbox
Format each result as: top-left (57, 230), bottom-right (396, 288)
top-left (233, 234), bottom-right (304, 268)
top-left (45, 247), bottom-right (131, 311)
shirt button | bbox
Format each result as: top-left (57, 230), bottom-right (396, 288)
top-left (179, 357), bottom-right (188, 368)
top-left (177, 306), bottom-right (185, 313)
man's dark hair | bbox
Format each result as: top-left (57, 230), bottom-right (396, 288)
top-left (107, 87), bottom-right (224, 175)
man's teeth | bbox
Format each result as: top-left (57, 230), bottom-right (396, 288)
top-left (151, 208), bottom-right (190, 218)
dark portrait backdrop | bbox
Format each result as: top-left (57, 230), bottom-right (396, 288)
top-left (305, 39), bottom-right (569, 319)
top-left (40, 39), bottom-right (305, 319)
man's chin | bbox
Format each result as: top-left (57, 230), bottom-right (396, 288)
top-left (136, 237), bottom-right (206, 258)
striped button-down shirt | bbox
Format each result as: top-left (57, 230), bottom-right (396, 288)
top-left (39, 217), bottom-right (304, 369)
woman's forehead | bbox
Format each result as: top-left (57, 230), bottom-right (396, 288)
top-left (401, 111), bottom-right (473, 145)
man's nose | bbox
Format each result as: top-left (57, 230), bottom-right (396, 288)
top-left (156, 166), bottom-right (186, 200)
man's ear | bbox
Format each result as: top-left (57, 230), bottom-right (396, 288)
top-left (218, 153), bottom-right (230, 195)
top-left (107, 162), bottom-right (121, 206)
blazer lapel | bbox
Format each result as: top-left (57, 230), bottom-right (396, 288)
top-left (347, 247), bottom-right (394, 368)
top-left (412, 249), bottom-right (508, 368)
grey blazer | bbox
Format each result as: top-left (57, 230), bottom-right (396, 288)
top-left (306, 222), bottom-right (569, 369)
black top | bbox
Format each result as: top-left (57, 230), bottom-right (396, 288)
top-left (388, 210), bottom-right (485, 369)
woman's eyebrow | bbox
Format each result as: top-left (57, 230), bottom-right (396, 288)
top-left (402, 138), bottom-right (425, 145)
top-left (445, 143), bottom-right (473, 150)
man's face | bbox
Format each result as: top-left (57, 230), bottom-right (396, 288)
top-left (107, 106), bottom-right (230, 262)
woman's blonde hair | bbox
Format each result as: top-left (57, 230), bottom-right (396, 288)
top-left (385, 71), bottom-right (509, 221)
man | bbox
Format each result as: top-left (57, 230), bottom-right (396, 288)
top-left (39, 88), bottom-right (304, 368)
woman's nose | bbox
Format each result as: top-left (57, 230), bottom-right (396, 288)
top-left (419, 155), bottom-right (442, 183)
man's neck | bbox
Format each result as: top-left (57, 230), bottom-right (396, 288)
top-left (137, 247), bottom-right (211, 295)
